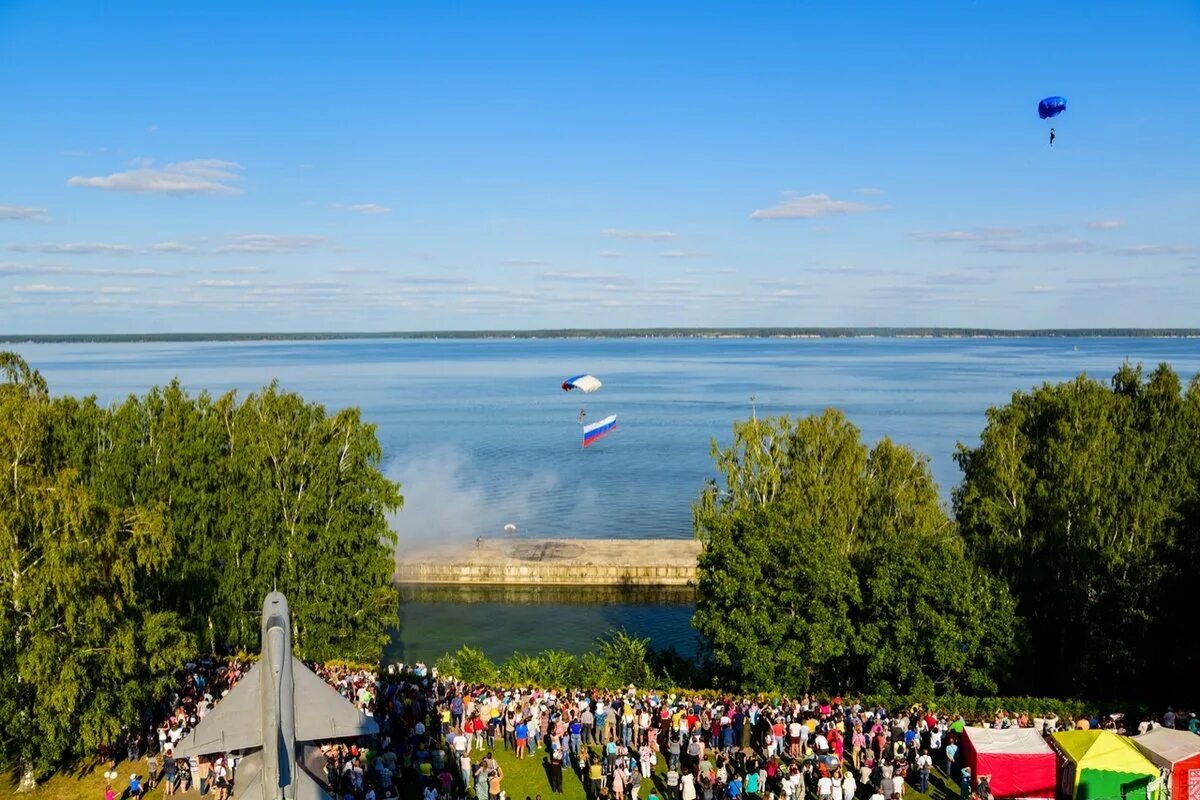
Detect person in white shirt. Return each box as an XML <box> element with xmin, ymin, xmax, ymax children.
<box><xmin>892</xmin><ymin>773</ymin><xmax>904</xmax><ymax>798</ymax></box>
<box><xmin>818</xmin><ymin>775</ymin><xmax>833</xmax><ymax>800</ymax></box>
<box><xmin>916</xmin><ymin>750</ymin><xmax>933</xmax><ymax>793</ymax></box>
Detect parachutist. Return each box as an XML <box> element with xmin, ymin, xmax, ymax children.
<box><xmin>578</xmin><ymin>409</ymin><xmax>586</xmax><ymax>424</ymax></box>
<box><xmin>1050</xmin><ymin>127</ymin><xmax>1056</xmax><ymax>146</ymax></box>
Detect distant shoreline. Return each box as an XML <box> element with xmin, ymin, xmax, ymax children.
<box><xmin>3</xmin><ymin>327</ymin><xmax>1200</xmax><ymax>344</ymax></box>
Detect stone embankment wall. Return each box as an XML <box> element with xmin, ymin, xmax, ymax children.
<box><xmin>395</xmin><ymin>537</ymin><xmax>700</xmax><ymax>587</ymax></box>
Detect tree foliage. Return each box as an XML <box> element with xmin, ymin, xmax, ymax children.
<box><xmin>693</xmin><ymin>409</ymin><xmax>1020</xmax><ymax>695</ymax></box>
<box><xmin>955</xmin><ymin>362</ymin><xmax>1200</xmax><ymax>700</ymax></box>
<box><xmin>0</xmin><ymin>352</ymin><xmax>402</xmax><ymax>775</ymax></box>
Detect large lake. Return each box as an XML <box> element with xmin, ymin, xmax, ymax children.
<box><xmin>10</xmin><ymin>336</ymin><xmax>1200</xmax><ymax>661</ymax></box>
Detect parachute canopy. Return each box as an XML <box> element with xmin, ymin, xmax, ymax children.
<box><xmin>1038</xmin><ymin>96</ymin><xmax>1067</xmax><ymax>120</ymax></box>
<box><xmin>561</xmin><ymin>374</ymin><xmax>602</xmax><ymax>393</ymax></box>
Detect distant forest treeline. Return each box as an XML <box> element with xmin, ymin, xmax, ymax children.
<box><xmin>2</xmin><ymin>327</ymin><xmax>1200</xmax><ymax>343</ymax></box>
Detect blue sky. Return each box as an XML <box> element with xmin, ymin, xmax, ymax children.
<box><xmin>1</xmin><ymin>1</ymin><xmax>1198</xmax><ymax>332</ymax></box>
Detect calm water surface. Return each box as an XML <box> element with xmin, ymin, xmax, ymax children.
<box><xmin>12</xmin><ymin>336</ymin><xmax>1200</xmax><ymax>659</ymax></box>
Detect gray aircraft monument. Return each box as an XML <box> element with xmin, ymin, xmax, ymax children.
<box><xmin>175</xmin><ymin>592</ymin><xmax>379</xmax><ymax>800</ymax></box>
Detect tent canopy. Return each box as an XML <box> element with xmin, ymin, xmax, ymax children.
<box><xmin>1054</xmin><ymin>731</ymin><xmax>1161</xmax><ymax>800</ymax></box>
<box><xmin>1055</xmin><ymin>730</ymin><xmax>1160</xmax><ymax>776</ymax></box>
<box><xmin>967</xmin><ymin>727</ymin><xmax>1056</xmax><ymax>755</ymax></box>
<box><xmin>1130</xmin><ymin>728</ymin><xmax>1200</xmax><ymax>770</ymax></box>
<box><xmin>963</xmin><ymin>727</ymin><xmax>1056</xmax><ymax>799</ymax></box>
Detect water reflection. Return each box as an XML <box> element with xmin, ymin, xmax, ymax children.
<box><xmin>387</xmin><ymin>583</ymin><xmax>698</xmax><ymax>664</ymax></box>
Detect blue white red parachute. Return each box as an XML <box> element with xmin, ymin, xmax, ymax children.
<box><xmin>561</xmin><ymin>374</ymin><xmax>602</xmax><ymax>393</ymax></box>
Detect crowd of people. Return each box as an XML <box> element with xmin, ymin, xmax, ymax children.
<box><xmin>366</xmin><ymin>668</ymin><xmax>1195</xmax><ymax>800</ymax></box>
<box><xmin>103</xmin><ymin>658</ymin><xmax>379</xmax><ymax>799</ymax></box>
<box><xmin>103</xmin><ymin>657</ymin><xmax>1197</xmax><ymax>800</ymax></box>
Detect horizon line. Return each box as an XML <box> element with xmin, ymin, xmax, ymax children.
<box><xmin>3</xmin><ymin>327</ymin><xmax>1200</xmax><ymax>344</ymax></box>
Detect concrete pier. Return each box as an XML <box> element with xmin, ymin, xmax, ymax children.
<box><xmin>394</xmin><ymin>537</ymin><xmax>701</xmax><ymax>586</ymax></box>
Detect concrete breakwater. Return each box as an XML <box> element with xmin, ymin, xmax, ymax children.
<box><xmin>395</xmin><ymin>538</ymin><xmax>701</xmax><ymax>586</ymax></box>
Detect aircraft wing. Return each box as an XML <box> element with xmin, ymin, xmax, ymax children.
<box><xmin>230</xmin><ymin>751</ymin><xmax>263</xmax><ymax>800</ymax></box>
<box><xmin>174</xmin><ymin>662</ymin><xmax>265</xmax><ymax>757</ymax></box>
<box><xmin>295</xmin><ymin>766</ymin><xmax>335</xmax><ymax>800</ymax></box>
<box><xmin>292</xmin><ymin>658</ymin><xmax>379</xmax><ymax>742</ymax></box>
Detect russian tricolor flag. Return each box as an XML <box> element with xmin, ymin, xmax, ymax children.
<box><xmin>582</xmin><ymin>414</ymin><xmax>617</xmax><ymax>447</ymax></box>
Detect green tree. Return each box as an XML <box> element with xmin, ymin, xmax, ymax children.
<box><xmin>695</xmin><ymin>409</ymin><xmax>1019</xmax><ymax>694</ymax></box>
<box><xmin>0</xmin><ymin>352</ymin><xmax>405</xmax><ymax>776</ymax></box>
<box><xmin>955</xmin><ymin>363</ymin><xmax>1200</xmax><ymax>699</ymax></box>
<box><xmin>0</xmin><ymin>355</ymin><xmax>194</xmax><ymax>778</ymax></box>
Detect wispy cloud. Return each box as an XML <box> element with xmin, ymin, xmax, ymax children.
<box><xmin>1028</xmin><ymin>284</ymin><xmax>1057</xmax><ymax>293</ymax></box>
<box><xmin>1085</xmin><ymin>220</ymin><xmax>1125</xmax><ymax>231</ymax></box>
<box><xmin>538</xmin><ymin>270</ymin><xmax>632</xmax><ymax>286</ymax></box>
<box><xmin>333</xmin><ymin>202</ymin><xmax>391</xmax><ymax>215</ymax></box>
<box><xmin>214</xmin><ymin>234</ymin><xmax>325</xmax><ymax>254</ymax></box>
<box><xmin>660</xmin><ymin>250</ymin><xmax>706</xmax><ymax>259</ymax></box>
<box><xmin>334</xmin><ymin>266</ymin><xmax>385</xmax><ymax>275</ymax></box>
<box><xmin>197</xmin><ymin>279</ymin><xmax>253</xmax><ymax>288</ymax></box>
<box><xmin>600</xmin><ymin>228</ymin><xmax>677</xmax><ymax>241</ymax></box>
<box><xmin>911</xmin><ymin>228</ymin><xmax>1020</xmax><ymax>243</ymax></box>
<box><xmin>502</xmin><ymin>258</ymin><xmax>550</xmax><ymax>267</ymax></box>
<box><xmin>978</xmin><ymin>239</ymin><xmax>1096</xmax><ymax>254</ymax></box>
<box><xmin>598</xmin><ymin>251</ymin><xmax>622</xmax><ymax>259</ymax></box>
<box><xmin>8</xmin><ymin>242</ymin><xmax>136</xmax><ymax>255</ymax></box>
<box><xmin>12</xmin><ymin>283</ymin><xmax>86</xmax><ymax>294</ymax></box>
<box><xmin>150</xmin><ymin>241</ymin><xmax>195</xmax><ymax>253</ymax></box>
<box><xmin>751</xmin><ymin>192</ymin><xmax>885</xmax><ymax>220</ymax></box>
<box><xmin>855</xmin><ymin>187</ymin><xmax>886</xmax><ymax>196</ymax></box>
<box><xmin>68</xmin><ymin>159</ymin><xmax>243</xmax><ymax>195</ymax></box>
<box><xmin>1109</xmin><ymin>244</ymin><xmax>1196</xmax><ymax>256</ymax></box>
<box><xmin>0</xmin><ymin>204</ymin><xmax>51</xmax><ymax>223</ymax></box>
<box><xmin>0</xmin><ymin>261</ymin><xmax>173</xmax><ymax>278</ymax></box>
<box><xmin>215</xmin><ymin>265</ymin><xmax>270</xmax><ymax>274</ymax></box>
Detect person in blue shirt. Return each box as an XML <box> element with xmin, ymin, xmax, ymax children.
<box><xmin>129</xmin><ymin>774</ymin><xmax>144</xmax><ymax>799</ymax></box>
<box><xmin>727</xmin><ymin>775</ymin><xmax>744</xmax><ymax>800</ymax></box>
<box><xmin>570</xmin><ymin>719</ymin><xmax>583</xmax><ymax>758</ymax></box>
<box><xmin>515</xmin><ymin>720</ymin><xmax>529</xmax><ymax>760</ymax></box>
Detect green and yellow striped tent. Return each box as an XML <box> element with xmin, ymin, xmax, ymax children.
<box><xmin>1053</xmin><ymin>731</ymin><xmax>1161</xmax><ymax>800</ymax></box>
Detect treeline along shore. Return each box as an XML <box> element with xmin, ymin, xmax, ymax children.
<box><xmin>3</xmin><ymin>327</ymin><xmax>1200</xmax><ymax>343</ymax></box>
<box><xmin>2</xmin><ymin>350</ymin><xmax>1200</xmax><ymax>781</ymax></box>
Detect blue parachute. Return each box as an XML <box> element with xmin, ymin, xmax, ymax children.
<box><xmin>1038</xmin><ymin>96</ymin><xmax>1067</xmax><ymax>120</ymax></box>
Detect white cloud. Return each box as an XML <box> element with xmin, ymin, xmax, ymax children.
<box><xmin>151</xmin><ymin>241</ymin><xmax>193</xmax><ymax>253</ymax></box>
<box><xmin>911</xmin><ymin>228</ymin><xmax>1020</xmax><ymax>243</ymax></box>
<box><xmin>350</xmin><ymin>203</ymin><xmax>390</xmax><ymax>215</ymax></box>
<box><xmin>8</xmin><ymin>242</ymin><xmax>136</xmax><ymax>255</ymax></box>
<box><xmin>67</xmin><ymin>159</ymin><xmax>243</xmax><ymax>195</ymax></box>
<box><xmin>197</xmin><ymin>279</ymin><xmax>253</xmax><ymax>288</ymax></box>
<box><xmin>332</xmin><ymin>202</ymin><xmax>391</xmax><ymax>214</ymax></box>
<box><xmin>660</xmin><ymin>250</ymin><xmax>706</xmax><ymax>259</ymax></box>
<box><xmin>598</xmin><ymin>251</ymin><xmax>622</xmax><ymax>259</ymax></box>
<box><xmin>502</xmin><ymin>258</ymin><xmax>550</xmax><ymax>266</ymax></box>
<box><xmin>600</xmin><ymin>228</ymin><xmax>677</xmax><ymax>241</ymax></box>
<box><xmin>0</xmin><ymin>204</ymin><xmax>51</xmax><ymax>222</ymax></box>
<box><xmin>1085</xmin><ymin>220</ymin><xmax>1125</xmax><ymax>231</ymax></box>
<box><xmin>334</xmin><ymin>266</ymin><xmax>385</xmax><ymax>275</ymax></box>
<box><xmin>98</xmin><ymin>286</ymin><xmax>140</xmax><ymax>294</ymax></box>
<box><xmin>214</xmin><ymin>234</ymin><xmax>325</xmax><ymax>254</ymax></box>
<box><xmin>1029</xmin><ymin>285</ymin><xmax>1057</xmax><ymax>293</ymax></box>
<box><xmin>538</xmin><ymin>270</ymin><xmax>632</xmax><ymax>285</ymax></box>
<box><xmin>13</xmin><ymin>283</ymin><xmax>84</xmax><ymax>294</ymax></box>
<box><xmin>216</xmin><ymin>265</ymin><xmax>269</xmax><ymax>274</ymax></box>
<box><xmin>979</xmin><ymin>239</ymin><xmax>1095</xmax><ymax>254</ymax></box>
<box><xmin>1109</xmin><ymin>245</ymin><xmax>1196</xmax><ymax>256</ymax></box>
<box><xmin>855</xmin><ymin>187</ymin><xmax>886</xmax><ymax>196</ymax></box>
<box><xmin>0</xmin><ymin>262</ymin><xmax>173</xmax><ymax>278</ymax></box>
<box><xmin>750</xmin><ymin>192</ymin><xmax>885</xmax><ymax>220</ymax></box>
